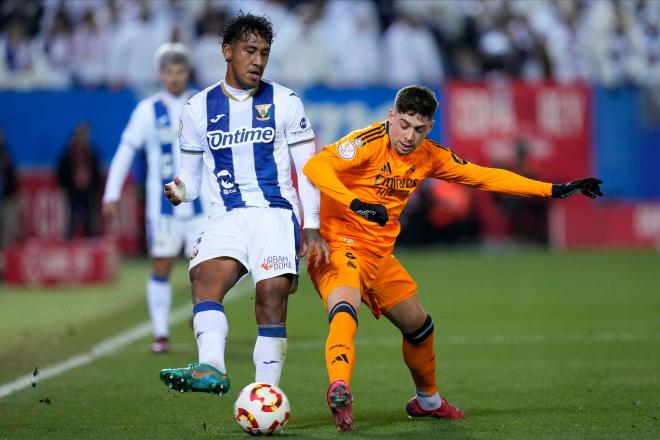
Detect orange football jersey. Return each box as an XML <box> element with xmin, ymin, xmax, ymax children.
<box><xmin>303</xmin><ymin>121</ymin><xmax>552</xmax><ymax>256</ymax></box>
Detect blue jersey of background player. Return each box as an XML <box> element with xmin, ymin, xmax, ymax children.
<box><xmin>103</xmin><ymin>43</ymin><xmax>208</xmax><ymax>353</ymax></box>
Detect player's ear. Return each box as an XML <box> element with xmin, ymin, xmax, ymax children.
<box><xmin>427</xmin><ymin>119</ymin><xmax>435</xmax><ymax>132</ymax></box>
<box><xmin>387</xmin><ymin>108</ymin><xmax>395</xmax><ymax>123</ymax></box>
<box><xmin>222</xmin><ymin>43</ymin><xmax>232</xmax><ymax>62</ymax></box>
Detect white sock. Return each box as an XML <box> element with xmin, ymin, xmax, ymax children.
<box><xmin>417</xmin><ymin>391</ymin><xmax>442</xmax><ymax>410</ymax></box>
<box><xmin>253</xmin><ymin>324</ymin><xmax>287</xmax><ymax>385</ymax></box>
<box><xmin>193</xmin><ymin>302</ymin><xmax>228</xmax><ymax>373</ymax></box>
<box><xmin>147</xmin><ymin>275</ymin><xmax>171</xmax><ymax>339</ymax></box>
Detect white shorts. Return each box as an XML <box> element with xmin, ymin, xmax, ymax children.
<box><xmin>189</xmin><ymin>207</ymin><xmax>301</xmax><ymax>284</ymax></box>
<box><xmin>147</xmin><ymin>215</ymin><xmax>207</xmax><ymax>258</ymax></box>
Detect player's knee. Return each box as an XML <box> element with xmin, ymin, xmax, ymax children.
<box><xmin>328</xmin><ymin>301</ymin><xmax>358</xmax><ymax>325</ymax></box>
<box><xmin>403</xmin><ymin>314</ymin><xmax>434</xmax><ymax>343</ymax></box>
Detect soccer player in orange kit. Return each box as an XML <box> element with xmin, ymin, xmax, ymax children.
<box><xmin>303</xmin><ymin>85</ymin><xmax>603</xmax><ymax>431</ymax></box>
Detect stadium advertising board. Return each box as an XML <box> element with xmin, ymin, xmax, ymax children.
<box><xmin>445</xmin><ymin>81</ymin><xmax>591</xmax><ymax>181</ymax></box>
<box><xmin>550</xmin><ymin>199</ymin><xmax>660</xmax><ymax>249</ymax></box>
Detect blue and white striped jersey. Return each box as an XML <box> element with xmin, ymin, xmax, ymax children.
<box><xmin>108</xmin><ymin>90</ymin><xmax>205</xmax><ymax>220</ymax></box>
<box><xmin>179</xmin><ymin>79</ymin><xmax>315</xmax><ymax>216</ymax></box>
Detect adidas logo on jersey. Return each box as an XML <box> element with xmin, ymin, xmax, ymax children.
<box><xmin>207</xmin><ymin>126</ymin><xmax>275</xmax><ymax>150</ymax></box>
<box><xmin>381</xmin><ymin>162</ymin><xmax>392</xmax><ymax>173</ymax></box>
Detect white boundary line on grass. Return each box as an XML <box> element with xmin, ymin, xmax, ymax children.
<box><xmin>288</xmin><ymin>330</ymin><xmax>660</xmax><ymax>350</ymax></box>
<box><xmin>0</xmin><ymin>284</ymin><xmax>251</xmax><ymax>399</ymax></box>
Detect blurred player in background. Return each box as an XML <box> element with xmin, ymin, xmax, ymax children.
<box><xmin>102</xmin><ymin>43</ymin><xmax>206</xmax><ymax>353</ymax></box>
<box><xmin>303</xmin><ymin>85</ymin><xmax>603</xmax><ymax>431</ymax></box>
<box><xmin>159</xmin><ymin>12</ymin><xmax>329</xmax><ymax>395</ymax></box>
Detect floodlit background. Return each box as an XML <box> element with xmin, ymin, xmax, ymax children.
<box><xmin>0</xmin><ymin>1</ymin><xmax>658</xmax><ymax>439</ymax></box>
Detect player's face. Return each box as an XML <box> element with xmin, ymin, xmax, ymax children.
<box><xmin>223</xmin><ymin>32</ymin><xmax>270</xmax><ymax>90</ymax></box>
<box><xmin>160</xmin><ymin>63</ymin><xmax>190</xmax><ymax>96</ymax></box>
<box><xmin>387</xmin><ymin>109</ymin><xmax>434</xmax><ymax>155</ymax></box>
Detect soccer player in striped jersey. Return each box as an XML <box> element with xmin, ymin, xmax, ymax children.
<box><xmin>303</xmin><ymin>85</ymin><xmax>603</xmax><ymax>431</ymax></box>
<box><xmin>159</xmin><ymin>13</ymin><xmax>329</xmax><ymax>395</ymax></box>
<box><xmin>103</xmin><ymin>43</ymin><xmax>207</xmax><ymax>354</ymax></box>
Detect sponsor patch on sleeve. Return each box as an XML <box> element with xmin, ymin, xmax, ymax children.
<box><xmin>337</xmin><ymin>141</ymin><xmax>356</xmax><ymax>160</ymax></box>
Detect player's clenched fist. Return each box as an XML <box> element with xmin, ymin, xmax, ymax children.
<box><xmin>163</xmin><ymin>176</ymin><xmax>186</xmax><ymax>206</ymax></box>
<box><xmin>349</xmin><ymin>198</ymin><xmax>388</xmax><ymax>227</ymax></box>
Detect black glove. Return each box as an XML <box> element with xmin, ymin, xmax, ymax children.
<box><xmin>552</xmin><ymin>178</ymin><xmax>603</xmax><ymax>199</ymax></box>
<box><xmin>349</xmin><ymin>198</ymin><xmax>388</xmax><ymax>226</ymax></box>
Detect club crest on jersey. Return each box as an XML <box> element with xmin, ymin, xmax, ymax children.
<box><xmin>254</xmin><ymin>103</ymin><xmax>272</xmax><ymax>121</ymax></box>
<box><xmin>337</xmin><ymin>141</ymin><xmax>356</xmax><ymax>160</ymax></box>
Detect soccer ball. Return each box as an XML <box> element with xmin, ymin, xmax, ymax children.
<box><xmin>234</xmin><ymin>382</ymin><xmax>290</xmax><ymax>435</ymax></box>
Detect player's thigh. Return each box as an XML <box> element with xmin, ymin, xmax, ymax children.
<box><xmin>189</xmin><ymin>210</ymin><xmax>250</xmax><ymax>275</ymax></box>
<box><xmin>247</xmin><ymin>208</ymin><xmax>300</xmax><ymax>284</ymax></box>
<box><xmin>365</xmin><ymin>254</ymin><xmax>418</xmax><ymax>319</ymax></box>
<box><xmin>182</xmin><ymin>215</ymin><xmax>208</xmax><ymax>258</ymax></box>
<box><xmin>147</xmin><ymin>216</ymin><xmax>184</xmax><ymax>258</ymax></box>
<box><xmin>307</xmin><ymin>247</ymin><xmax>363</xmax><ymax>310</ymax></box>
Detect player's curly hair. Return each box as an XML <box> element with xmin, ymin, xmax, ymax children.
<box><xmin>394</xmin><ymin>85</ymin><xmax>438</xmax><ymax>119</ymax></box>
<box><xmin>221</xmin><ymin>11</ymin><xmax>275</xmax><ymax>46</ymax></box>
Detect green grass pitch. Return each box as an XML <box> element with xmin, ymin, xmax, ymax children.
<box><xmin>0</xmin><ymin>250</ymin><xmax>659</xmax><ymax>439</ymax></box>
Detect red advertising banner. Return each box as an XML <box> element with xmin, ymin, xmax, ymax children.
<box><xmin>16</xmin><ymin>171</ymin><xmax>143</xmax><ymax>255</ymax></box>
<box><xmin>550</xmin><ymin>199</ymin><xmax>660</xmax><ymax>249</ymax></box>
<box><xmin>3</xmin><ymin>238</ymin><xmax>120</xmax><ymax>286</ymax></box>
<box><xmin>445</xmin><ymin>81</ymin><xmax>591</xmax><ymax>182</ymax></box>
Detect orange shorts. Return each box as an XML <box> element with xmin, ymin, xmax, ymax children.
<box><xmin>307</xmin><ymin>245</ymin><xmax>417</xmax><ymax>318</ymax></box>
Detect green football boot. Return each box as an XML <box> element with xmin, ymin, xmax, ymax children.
<box><xmin>159</xmin><ymin>363</ymin><xmax>230</xmax><ymax>395</ymax></box>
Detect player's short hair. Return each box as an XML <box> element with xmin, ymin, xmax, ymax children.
<box><xmin>221</xmin><ymin>11</ymin><xmax>274</xmax><ymax>46</ymax></box>
<box><xmin>154</xmin><ymin>42</ymin><xmax>190</xmax><ymax>70</ymax></box>
<box><xmin>394</xmin><ymin>85</ymin><xmax>438</xmax><ymax>120</ymax></box>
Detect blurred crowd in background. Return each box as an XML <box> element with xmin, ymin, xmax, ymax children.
<box><xmin>1</xmin><ymin>0</ymin><xmax>660</xmax><ymax>263</ymax></box>
<box><xmin>1</xmin><ymin>0</ymin><xmax>660</xmax><ymax>92</ymax></box>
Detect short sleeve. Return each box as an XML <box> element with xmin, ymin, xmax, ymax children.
<box><xmin>179</xmin><ymin>101</ymin><xmax>205</xmax><ymax>153</ymax></box>
<box><xmin>120</xmin><ymin>102</ymin><xmax>150</xmax><ymax>150</ymax></box>
<box><xmin>284</xmin><ymin>94</ymin><xmax>315</xmax><ymax>147</ymax></box>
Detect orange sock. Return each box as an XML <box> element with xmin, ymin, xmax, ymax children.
<box><xmin>325</xmin><ymin>302</ymin><xmax>358</xmax><ymax>384</ymax></box>
<box><xmin>402</xmin><ymin>315</ymin><xmax>437</xmax><ymax>396</ymax></box>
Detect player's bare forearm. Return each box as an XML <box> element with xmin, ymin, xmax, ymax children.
<box><xmin>301</xmin><ymin>228</ymin><xmax>330</xmax><ymax>266</ymax></box>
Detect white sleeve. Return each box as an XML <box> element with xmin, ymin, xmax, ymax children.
<box><xmin>177</xmin><ymin>150</ymin><xmax>204</xmax><ymax>201</ymax></box>
<box><xmin>176</xmin><ymin>100</ymin><xmax>205</xmax><ymax>201</ymax></box>
<box><xmin>289</xmin><ymin>141</ymin><xmax>320</xmax><ymax>229</ymax></box>
<box><xmin>179</xmin><ymin>101</ymin><xmax>205</xmax><ymax>153</ymax></box>
<box><xmin>284</xmin><ymin>93</ymin><xmax>315</xmax><ymax>147</ymax></box>
<box><xmin>103</xmin><ymin>141</ymin><xmax>137</xmax><ymax>203</ymax></box>
<box><xmin>120</xmin><ymin>102</ymin><xmax>150</xmax><ymax>149</ymax></box>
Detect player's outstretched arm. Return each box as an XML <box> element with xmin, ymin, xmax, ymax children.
<box><xmin>303</xmin><ymin>150</ymin><xmax>389</xmax><ymax>227</ymax></box>
<box><xmin>551</xmin><ymin>178</ymin><xmax>603</xmax><ymax>199</ymax></box>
